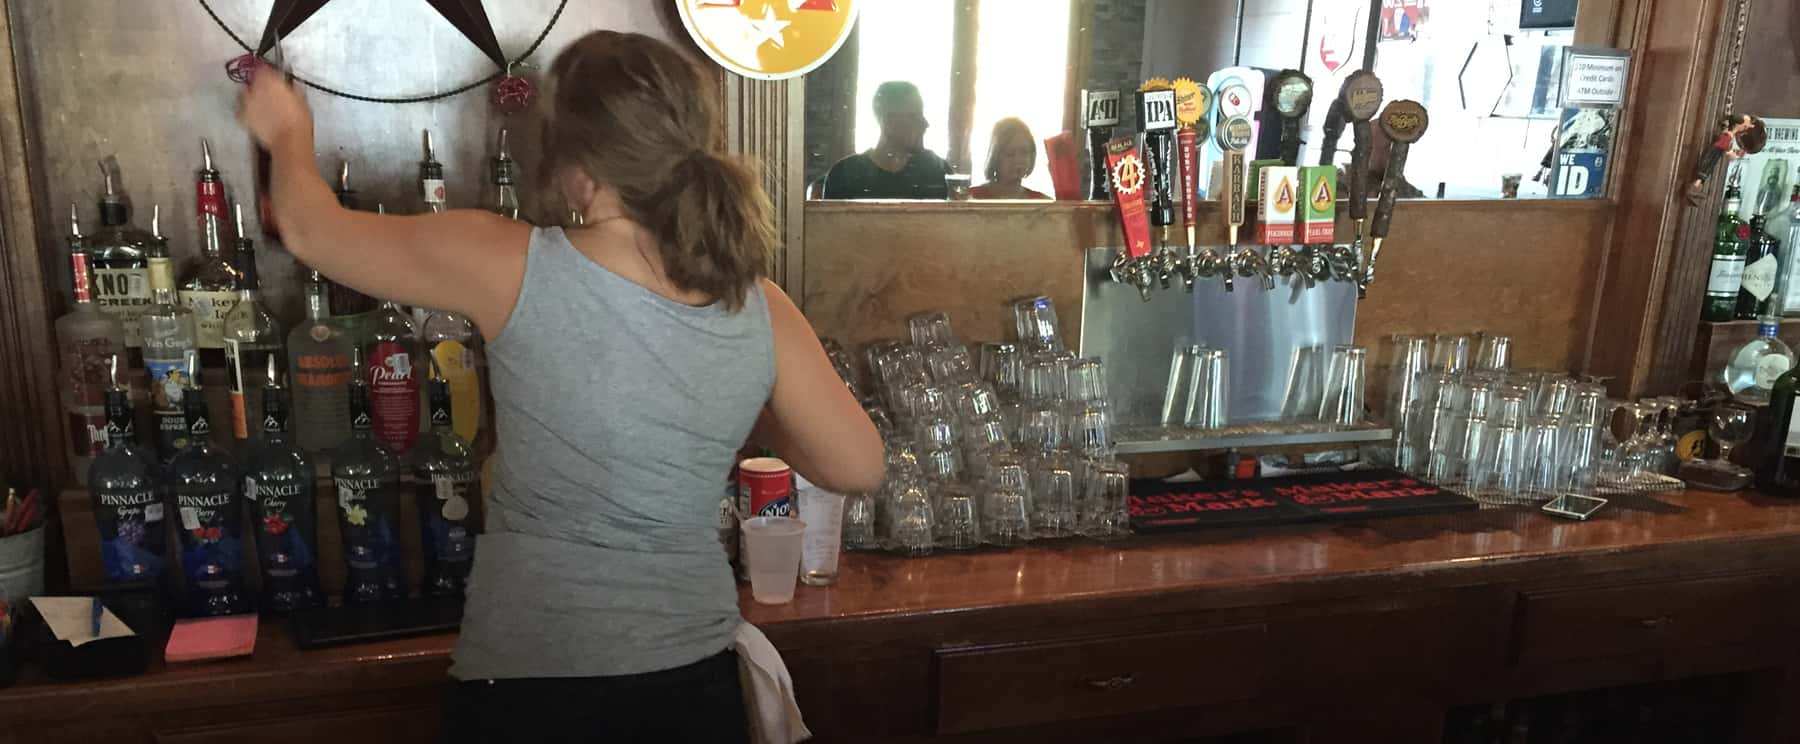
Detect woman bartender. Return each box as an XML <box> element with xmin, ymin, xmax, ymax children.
<box><xmin>239</xmin><ymin>30</ymin><xmax>885</xmax><ymax>743</ymax></box>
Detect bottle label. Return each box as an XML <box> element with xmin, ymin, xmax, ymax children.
<box><xmin>335</xmin><ymin>476</ymin><xmax>405</xmax><ymax>598</ymax></box>
<box><xmin>369</xmin><ymin>342</ymin><xmax>420</xmax><ymax>452</ymax></box>
<box><xmin>420</xmin><ymin>471</ymin><xmax>477</xmax><ymax>562</ymax></box>
<box><xmin>92</xmin><ymin>267</ymin><xmax>151</xmax><ymax>344</ymax></box>
<box><xmin>181</xmin><ymin>290</ymin><xmax>240</xmax><ymax>349</ymax></box>
<box><xmin>143</xmin><ymin>357</ymin><xmax>191</xmax><ymax>415</ymax></box>
<box><xmin>1757</xmin><ymin>355</ymin><xmax>1794</xmax><ymax>387</ymax></box>
<box><xmin>93</xmin><ymin>487</ymin><xmax>168</xmax><ymax>583</ymax></box>
<box><xmin>1785</xmin><ymin>402</ymin><xmax>1800</xmax><ymax>456</ymax></box>
<box><xmin>174</xmin><ymin>486</ymin><xmax>243</xmax><ymax>592</ymax></box>
<box><xmin>431</xmin><ymin>341</ymin><xmax>482</xmax><ymax>443</ymax></box>
<box><xmin>423</xmin><ymin>179</ymin><xmax>447</xmax><ymax>207</ymax></box>
<box><xmin>197</xmin><ymin>181</ymin><xmax>227</xmax><ymax>226</ymax></box>
<box><xmin>61</xmin><ymin>336</ymin><xmax>118</xmax><ymax>457</ymax></box>
<box><xmin>249</xmin><ymin>478</ymin><xmax>316</xmax><ymax>585</ymax></box>
<box><xmin>225</xmin><ymin>343</ymin><xmax>273</xmax><ymax>440</ymax></box>
<box><xmin>1742</xmin><ymin>254</ymin><xmax>1779</xmax><ymax>301</ymax></box>
<box><xmin>1707</xmin><ymin>256</ymin><xmax>1747</xmax><ymax>295</ymax></box>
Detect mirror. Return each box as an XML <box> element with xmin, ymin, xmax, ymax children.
<box><xmin>802</xmin><ymin>0</ymin><xmax>1605</xmax><ymax>202</ymax></box>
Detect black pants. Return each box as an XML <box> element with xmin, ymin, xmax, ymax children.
<box><xmin>445</xmin><ymin>650</ymin><xmax>750</xmax><ymax>744</ymax></box>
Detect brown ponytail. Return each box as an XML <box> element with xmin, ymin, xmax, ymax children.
<box><xmin>541</xmin><ymin>31</ymin><xmax>774</xmax><ymax>310</ymax></box>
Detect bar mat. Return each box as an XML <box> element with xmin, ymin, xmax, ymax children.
<box><xmin>290</xmin><ymin>596</ymin><xmax>462</xmax><ymax>650</ymax></box>
<box><xmin>1129</xmin><ymin>469</ymin><xmax>1476</xmax><ymax>534</ymax></box>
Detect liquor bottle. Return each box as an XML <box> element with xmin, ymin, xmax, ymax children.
<box><xmin>194</xmin><ymin>139</ymin><xmax>229</xmax><ymax>242</ymax></box>
<box><xmin>413</xmin><ymin>134</ymin><xmax>447</xmax><ymax>328</ymax></box>
<box><xmin>1783</xmin><ymin>181</ymin><xmax>1800</xmax><ymax>317</ymax></box>
<box><xmin>490</xmin><ymin>127</ymin><xmax>521</xmax><ymax>220</ymax></box>
<box><xmin>166</xmin><ymin>357</ymin><xmax>250</xmax><ymax>616</ymax></box>
<box><xmin>56</xmin><ymin>204</ymin><xmax>128</xmax><ymax>482</ymax></box>
<box><xmin>366</xmin><ymin>214</ymin><xmax>422</xmax><ymax>453</ymax></box>
<box><xmin>328</xmin><ymin>160</ymin><xmax>376</xmax><ymax>342</ymax></box>
<box><xmin>1702</xmin><ymin>170</ymin><xmax>1748</xmax><ymax>322</ymax></box>
<box><xmin>87</xmin><ymin>355</ymin><xmax>169</xmax><ymax>586</ymax></box>
<box><xmin>141</xmin><ymin>206</ymin><xmax>199</xmax><ymax>463</ymax></box>
<box><xmin>288</xmin><ymin>271</ymin><xmax>353</xmax><ymax>455</ymax></box>
<box><xmin>179</xmin><ymin>207</ymin><xmax>245</xmax><ymax>352</ymax></box>
<box><xmin>89</xmin><ymin>159</ymin><xmax>156</xmax><ymax>346</ymax></box>
<box><xmin>1737</xmin><ymin>214</ymin><xmax>1782</xmax><ymax>319</ymax></box>
<box><xmin>420</xmin><ymin>306</ymin><xmax>482</xmax><ymax>446</ymax></box>
<box><xmin>409</xmin><ymin>359</ymin><xmax>479</xmax><ymax>596</ymax></box>
<box><xmin>1722</xmin><ymin>316</ymin><xmax>1795</xmax><ymax>405</ymax></box>
<box><xmin>1757</xmin><ymin>357</ymin><xmax>1800</xmax><ymax>496</ymax></box>
<box><xmin>222</xmin><ymin>204</ymin><xmax>283</xmax><ymax>445</ymax></box>
<box><xmin>242</xmin><ymin>356</ymin><xmax>323</xmax><ymax>612</ymax></box>
<box><xmin>332</xmin><ymin>349</ymin><xmax>408</xmax><ymax>603</ymax></box>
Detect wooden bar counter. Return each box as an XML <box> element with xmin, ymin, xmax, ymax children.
<box><xmin>5</xmin><ymin>490</ymin><xmax>1800</xmax><ymax>743</ymax></box>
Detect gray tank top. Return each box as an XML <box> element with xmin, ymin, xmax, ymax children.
<box><xmin>451</xmin><ymin>227</ymin><xmax>774</xmax><ymax>680</ymax></box>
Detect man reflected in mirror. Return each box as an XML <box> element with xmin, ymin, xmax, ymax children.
<box><xmin>821</xmin><ymin>81</ymin><xmax>950</xmax><ymax>200</ymax></box>
<box><xmin>972</xmin><ymin>118</ymin><xmax>1051</xmax><ymax>200</ymax></box>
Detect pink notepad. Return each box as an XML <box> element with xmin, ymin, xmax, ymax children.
<box><xmin>165</xmin><ymin>615</ymin><xmax>258</xmax><ymax>663</ymax></box>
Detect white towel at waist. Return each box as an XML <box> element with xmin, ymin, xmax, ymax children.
<box><xmin>734</xmin><ymin>622</ymin><xmax>811</xmax><ymax>744</ymax></box>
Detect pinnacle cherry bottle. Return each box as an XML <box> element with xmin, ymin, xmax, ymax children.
<box><xmin>332</xmin><ymin>350</ymin><xmax>408</xmax><ymax>604</ymax></box>
<box><xmin>87</xmin><ymin>356</ymin><xmax>169</xmax><ymax>587</ymax></box>
<box><xmin>166</xmin><ymin>359</ymin><xmax>250</xmax><ymax>616</ymax></box>
<box><xmin>242</xmin><ymin>356</ymin><xmax>323</xmax><ymax>612</ymax></box>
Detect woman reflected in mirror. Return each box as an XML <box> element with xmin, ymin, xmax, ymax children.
<box><xmin>971</xmin><ymin>117</ymin><xmax>1051</xmax><ymax>200</ymax></box>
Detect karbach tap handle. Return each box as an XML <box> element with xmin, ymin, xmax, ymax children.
<box><xmin>1371</xmin><ymin>100</ymin><xmax>1429</xmax><ymax>241</ymax></box>
<box><xmin>1370</xmin><ymin>143</ymin><xmax>1411</xmax><ymax>240</ymax></box>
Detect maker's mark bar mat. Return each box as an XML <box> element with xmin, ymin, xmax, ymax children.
<box><xmin>1129</xmin><ymin>469</ymin><xmax>1475</xmax><ymax>534</ymax></box>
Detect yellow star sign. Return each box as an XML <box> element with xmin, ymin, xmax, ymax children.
<box><xmin>679</xmin><ymin>0</ymin><xmax>862</xmax><ymax>80</ymax></box>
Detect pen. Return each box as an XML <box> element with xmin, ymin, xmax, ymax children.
<box><xmin>91</xmin><ymin>597</ymin><xmax>103</xmax><ymax>637</ymax></box>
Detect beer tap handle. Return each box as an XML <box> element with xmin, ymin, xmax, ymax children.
<box><xmin>1363</xmin><ymin>100</ymin><xmax>1430</xmax><ymax>298</ymax></box>
<box><xmin>1348</xmin><ymin>119</ymin><xmax>1373</xmax><ymax>224</ymax></box>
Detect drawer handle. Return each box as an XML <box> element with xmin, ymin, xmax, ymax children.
<box><xmin>1082</xmin><ymin>674</ymin><xmax>1137</xmax><ymax>691</ymax></box>
<box><xmin>1637</xmin><ymin>615</ymin><xmax>1676</xmax><ymax>629</ymax></box>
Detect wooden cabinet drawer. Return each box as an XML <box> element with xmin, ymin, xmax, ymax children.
<box><xmin>1511</xmin><ymin>574</ymin><xmax>1788</xmax><ymax>667</ymax></box>
<box><xmin>935</xmin><ymin>624</ymin><xmax>1267</xmax><ymax>734</ymax></box>
<box><xmin>155</xmin><ymin>705</ymin><xmax>441</xmax><ymax>744</ymax></box>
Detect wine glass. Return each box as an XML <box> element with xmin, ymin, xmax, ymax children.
<box><xmin>1709</xmin><ymin>405</ymin><xmax>1754</xmax><ymax>475</ymax></box>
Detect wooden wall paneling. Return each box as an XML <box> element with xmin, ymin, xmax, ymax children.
<box><xmin>723</xmin><ymin>73</ymin><xmax>805</xmax><ymax>293</ymax></box>
<box><xmin>0</xmin><ymin>0</ymin><xmax>62</xmax><ymax>489</ymax></box>
<box><xmin>1586</xmin><ymin>0</ymin><xmax>1734</xmax><ymax>396</ymax></box>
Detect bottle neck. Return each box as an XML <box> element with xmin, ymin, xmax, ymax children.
<box><xmin>98</xmin><ymin>200</ymin><xmax>128</xmax><ymax>227</ymax></box>
<box><xmin>304</xmin><ymin>283</ymin><xmax>331</xmax><ymax>320</ymax></box>
<box><xmin>104</xmin><ymin>391</ymin><xmax>134</xmax><ymax>448</ymax></box>
<box><xmin>422</xmin><ymin>163</ymin><xmax>447</xmax><ymax>213</ymax></box>
<box><xmin>201</xmin><ymin>214</ymin><xmax>224</xmax><ymax>257</ymax></box>
<box><xmin>147</xmin><ymin>256</ymin><xmax>177</xmax><ymax>304</ymax></box>
<box><xmin>69</xmin><ymin>251</ymin><xmax>94</xmax><ymax>305</ymax></box>
<box><xmin>183</xmin><ymin>390</ymin><xmax>213</xmax><ymax>444</ymax></box>
<box><xmin>236</xmin><ymin>243</ymin><xmax>260</xmax><ymax>290</ymax></box>
<box><xmin>348</xmin><ymin>384</ymin><xmax>373</xmax><ymax>436</ymax></box>
<box><xmin>261</xmin><ymin>389</ymin><xmax>289</xmax><ymax>435</ymax></box>
<box><xmin>1760</xmin><ymin>320</ymin><xmax>1781</xmax><ymax>340</ymax></box>
<box><xmin>428</xmin><ymin>380</ymin><xmax>453</xmax><ymax>432</ymax></box>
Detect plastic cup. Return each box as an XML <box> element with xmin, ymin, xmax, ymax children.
<box><xmin>741</xmin><ymin>516</ymin><xmax>807</xmax><ymax>604</ymax></box>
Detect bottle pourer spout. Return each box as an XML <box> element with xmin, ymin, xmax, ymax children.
<box><xmin>422</xmin><ymin>129</ymin><xmax>436</xmax><ymax>162</ymax></box>
<box><xmin>201</xmin><ymin>138</ymin><xmax>214</xmax><ymax>171</ymax></box>
<box><xmin>233</xmin><ymin>202</ymin><xmax>246</xmax><ymax>237</ymax></box>
<box><xmin>497</xmin><ymin>128</ymin><xmax>511</xmax><ymax>159</ymax></box>
<box><xmin>68</xmin><ymin>202</ymin><xmax>82</xmax><ymax>239</ymax></box>
<box><xmin>150</xmin><ymin>204</ymin><xmax>161</xmax><ymax>238</ymax></box>
<box><xmin>266</xmin><ymin>351</ymin><xmax>281</xmax><ymax>389</ymax></box>
<box><xmin>98</xmin><ymin>159</ymin><xmax>117</xmax><ymax>197</ymax></box>
<box><xmin>108</xmin><ymin>354</ymin><xmax>121</xmax><ymax>389</ymax></box>
<box><xmin>338</xmin><ymin>159</ymin><xmax>351</xmax><ymax>191</ymax></box>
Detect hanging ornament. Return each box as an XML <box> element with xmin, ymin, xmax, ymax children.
<box><xmin>493</xmin><ymin>61</ymin><xmax>535</xmax><ymax>115</ymax></box>
<box><xmin>225</xmin><ymin>53</ymin><xmax>264</xmax><ymax>84</ymax></box>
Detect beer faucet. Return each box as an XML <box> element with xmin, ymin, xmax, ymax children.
<box><xmin>1217</xmin><ymin>115</ymin><xmax>1266</xmax><ymax>291</ymax></box>
<box><xmin>1103</xmin><ymin>136</ymin><xmax>1158</xmax><ymax>301</ymax></box>
<box><xmin>1264</xmin><ymin>70</ymin><xmax>1314</xmax><ymax>290</ymax></box>
<box><xmin>1137</xmin><ymin>81</ymin><xmax>1180</xmax><ymax>292</ymax></box>
<box><xmin>1364</xmin><ymin>100</ymin><xmax>1431</xmax><ymax>297</ymax></box>
<box><xmin>1171</xmin><ymin>79</ymin><xmax>1213</xmax><ymax>293</ymax></box>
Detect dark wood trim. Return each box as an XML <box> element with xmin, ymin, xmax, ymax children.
<box><xmin>0</xmin><ymin>0</ymin><xmax>61</xmax><ymax>488</ymax></box>
<box><xmin>1585</xmin><ymin>0</ymin><xmax>1736</xmax><ymax>396</ymax></box>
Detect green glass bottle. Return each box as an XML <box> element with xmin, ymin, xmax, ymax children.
<box><xmin>1702</xmin><ymin>170</ymin><xmax>1747</xmax><ymax>322</ymax></box>
<box><xmin>1757</xmin><ymin>364</ymin><xmax>1800</xmax><ymax>497</ymax></box>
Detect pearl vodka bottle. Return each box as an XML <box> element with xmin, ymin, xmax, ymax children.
<box><xmin>166</xmin><ymin>355</ymin><xmax>250</xmax><ymax>616</ymax></box>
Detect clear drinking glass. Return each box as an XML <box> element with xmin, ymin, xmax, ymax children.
<box><xmin>1015</xmin><ymin>403</ymin><xmax>1066</xmax><ymax>454</ymax></box>
<box><xmin>1619</xmin><ymin>402</ymin><xmax>1659</xmax><ymax>482</ymax></box>
<box><xmin>1558</xmin><ymin>421</ymin><xmax>1602</xmax><ymax>496</ymax></box>
<box><xmin>1022</xmin><ymin>357</ymin><xmax>1068</xmax><ymax>402</ymax></box>
<box><xmin>926</xmin><ymin>345</ymin><xmax>976</xmax><ymax>384</ymax></box>
<box><xmin>1010</xmin><ymin>296</ymin><xmax>1063</xmax><ymax>353</ymax></box>
<box><xmin>960</xmin><ymin>412</ymin><xmax>1010</xmax><ymax>455</ymax></box>
<box><xmin>1475</xmin><ymin>334</ymin><xmax>1512</xmax><ymax>370</ymax></box>
<box><xmin>979</xmin><ymin>342</ymin><xmax>1025</xmax><ymax>401</ymax></box>
<box><xmin>1066</xmin><ymin>357</ymin><xmax>1109</xmax><ymax>404</ymax></box>
<box><xmin>1185</xmin><ymin>348</ymin><xmax>1229</xmax><ymax>429</ymax></box>
<box><xmin>1479</xmin><ymin>418</ymin><xmax>1528</xmax><ymax>502</ymax></box>
<box><xmin>935</xmin><ymin>483</ymin><xmax>982</xmax><ymax>550</ymax></box>
<box><xmin>907</xmin><ymin>311</ymin><xmax>956</xmax><ymax>348</ymax></box>
<box><xmin>1430</xmin><ymin>334</ymin><xmax>1472</xmax><ymax>373</ymax></box>
<box><xmin>1162</xmin><ymin>344</ymin><xmax>1206</xmax><ymax>427</ymax></box>
<box><xmin>953</xmin><ymin>381</ymin><xmax>1002</xmax><ymax>423</ymax></box>
<box><xmin>1536</xmin><ymin>375</ymin><xmax>1576</xmax><ymax>419</ymax></box>
<box><xmin>890</xmin><ymin>483</ymin><xmax>936</xmax><ymax>556</ymax></box>
<box><xmin>1523</xmin><ymin>415</ymin><xmax>1564</xmax><ymax>498</ymax></box>
<box><xmin>1080</xmin><ymin>461</ymin><xmax>1131</xmax><ymax>539</ymax></box>
<box><xmin>1710</xmin><ymin>405</ymin><xmax>1755</xmax><ymax>474</ymax></box>
<box><xmin>1030</xmin><ymin>458</ymin><xmax>1078</xmax><ymax>539</ymax></box>
<box><xmin>917</xmin><ymin>445</ymin><xmax>963</xmax><ymax>483</ymax></box>
<box><xmin>984</xmin><ymin>485</ymin><xmax>1032</xmax><ymax>547</ymax></box>
<box><xmin>842</xmin><ymin>492</ymin><xmax>879</xmax><ymax>550</ymax></box>
<box><xmin>1070</xmin><ymin>403</ymin><xmax>1115</xmax><ymax>458</ymax></box>
<box><xmin>1281</xmin><ymin>344</ymin><xmax>1327</xmax><ymax>422</ymax></box>
<box><xmin>1386</xmin><ymin>335</ymin><xmax>1431</xmax><ymax>429</ymax></box>
<box><xmin>1320</xmin><ymin>346</ymin><xmax>1368</xmax><ymax>428</ymax></box>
